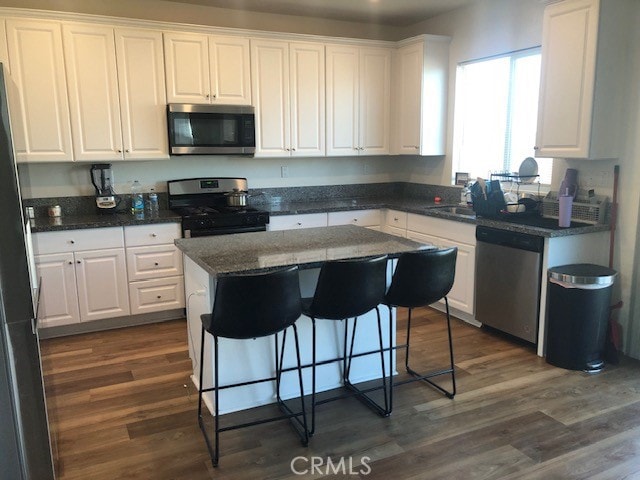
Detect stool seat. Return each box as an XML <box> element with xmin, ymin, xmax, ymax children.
<box><xmin>197</xmin><ymin>266</ymin><xmax>308</xmax><ymax>466</ymax></box>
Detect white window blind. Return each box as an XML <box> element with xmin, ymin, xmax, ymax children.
<box><xmin>453</xmin><ymin>48</ymin><xmax>552</xmax><ymax>184</ymax></box>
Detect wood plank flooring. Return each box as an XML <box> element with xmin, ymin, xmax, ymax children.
<box><xmin>40</xmin><ymin>308</ymin><xmax>640</xmax><ymax>479</ymax></box>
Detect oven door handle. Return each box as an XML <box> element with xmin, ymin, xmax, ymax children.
<box><xmin>186</xmin><ymin>225</ymin><xmax>266</xmax><ymax>237</ymax></box>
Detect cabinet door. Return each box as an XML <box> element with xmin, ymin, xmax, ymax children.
<box><xmin>395</xmin><ymin>42</ymin><xmax>423</xmax><ymax>154</ymax></box>
<box><xmin>6</xmin><ymin>19</ymin><xmax>72</xmax><ymax>162</ymax></box>
<box><xmin>35</xmin><ymin>253</ymin><xmax>80</xmax><ymax>328</ymax></box>
<box><xmin>115</xmin><ymin>28</ymin><xmax>168</xmax><ymax>160</ymax></box>
<box><xmin>359</xmin><ymin>47</ymin><xmax>391</xmax><ymax>155</ymax></box>
<box><xmin>535</xmin><ymin>0</ymin><xmax>598</xmax><ymax>158</ymax></box>
<box><xmin>326</xmin><ymin>45</ymin><xmax>359</xmax><ymax>156</ymax></box>
<box><xmin>251</xmin><ymin>40</ymin><xmax>290</xmax><ymax>157</ymax></box>
<box><xmin>75</xmin><ymin>248</ymin><xmax>130</xmax><ymax>322</ymax></box>
<box><xmin>63</xmin><ymin>23</ymin><xmax>123</xmax><ymax>162</ymax></box>
<box><xmin>209</xmin><ymin>36</ymin><xmax>251</xmax><ymax>105</ymax></box>
<box><xmin>289</xmin><ymin>42</ymin><xmax>324</xmax><ymax>157</ymax></box>
<box><xmin>163</xmin><ymin>32</ymin><xmax>210</xmax><ymax>104</ymax></box>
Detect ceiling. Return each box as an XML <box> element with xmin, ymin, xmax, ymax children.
<box><xmin>165</xmin><ymin>0</ymin><xmax>478</xmax><ymax>27</ymax></box>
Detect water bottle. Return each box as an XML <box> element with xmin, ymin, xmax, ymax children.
<box><xmin>148</xmin><ymin>189</ymin><xmax>159</xmax><ymax>215</ymax></box>
<box><xmin>131</xmin><ymin>180</ymin><xmax>144</xmax><ymax>215</ymax></box>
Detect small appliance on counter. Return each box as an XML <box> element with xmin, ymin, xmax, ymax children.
<box><xmin>90</xmin><ymin>163</ymin><xmax>119</xmax><ymax>214</ymax></box>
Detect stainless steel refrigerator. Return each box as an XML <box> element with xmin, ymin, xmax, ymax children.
<box><xmin>0</xmin><ymin>64</ymin><xmax>55</xmax><ymax>479</ymax></box>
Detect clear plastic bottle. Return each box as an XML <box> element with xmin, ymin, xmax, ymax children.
<box><xmin>148</xmin><ymin>189</ymin><xmax>159</xmax><ymax>216</ymax></box>
<box><xmin>131</xmin><ymin>180</ymin><xmax>144</xmax><ymax>215</ymax></box>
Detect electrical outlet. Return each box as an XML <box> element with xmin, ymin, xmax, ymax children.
<box><xmin>281</xmin><ymin>165</ymin><xmax>289</xmax><ymax>178</ymax></box>
<box><xmin>363</xmin><ymin>163</ymin><xmax>370</xmax><ymax>175</ymax></box>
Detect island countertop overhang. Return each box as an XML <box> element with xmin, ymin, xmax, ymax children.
<box><xmin>175</xmin><ymin>225</ymin><xmax>432</xmax><ymax>276</ymax></box>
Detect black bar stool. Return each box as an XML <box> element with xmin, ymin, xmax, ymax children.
<box><xmin>302</xmin><ymin>255</ymin><xmax>390</xmax><ymax>436</ymax></box>
<box><xmin>385</xmin><ymin>247</ymin><xmax>458</xmax><ymax>409</ymax></box>
<box><xmin>198</xmin><ymin>266</ymin><xmax>308</xmax><ymax>466</ymax></box>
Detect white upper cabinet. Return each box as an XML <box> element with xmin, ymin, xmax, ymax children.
<box><xmin>535</xmin><ymin>0</ymin><xmax>633</xmax><ymax>159</ymax></box>
<box><xmin>251</xmin><ymin>39</ymin><xmax>324</xmax><ymax>157</ymax></box>
<box><xmin>392</xmin><ymin>36</ymin><xmax>449</xmax><ymax>156</ymax></box>
<box><xmin>115</xmin><ymin>28</ymin><xmax>169</xmax><ymax>160</ymax></box>
<box><xmin>164</xmin><ymin>32</ymin><xmax>251</xmax><ymax>105</ymax></box>
<box><xmin>326</xmin><ymin>45</ymin><xmax>391</xmax><ymax>156</ymax></box>
<box><xmin>6</xmin><ymin>19</ymin><xmax>73</xmax><ymax>163</ymax></box>
<box><xmin>63</xmin><ymin>24</ymin><xmax>168</xmax><ymax>161</ymax></box>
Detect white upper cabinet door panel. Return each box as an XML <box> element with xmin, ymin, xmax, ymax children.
<box><xmin>6</xmin><ymin>19</ymin><xmax>72</xmax><ymax>162</ymax></box>
<box><xmin>251</xmin><ymin>39</ymin><xmax>290</xmax><ymax>157</ymax></box>
<box><xmin>359</xmin><ymin>47</ymin><xmax>390</xmax><ymax>155</ymax></box>
<box><xmin>115</xmin><ymin>28</ymin><xmax>168</xmax><ymax>160</ymax></box>
<box><xmin>63</xmin><ymin>23</ymin><xmax>122</xmax><ymax>162</ymax></box>
<box><xmin>289</xmin><ymin>42</ymin><xmax>324</xmax><ymax>157</ymax></box>
<box><xmin>163</xmin><ymin>32</ymin><xmax>210</xmax><ymax>104</ymax></box>
<box><xmin>326</xmin><ymin>45</ymin><xmax>359</xmax><ymax>156</ymax></box>
<box><xmin>535</xmin><ymin>0</ymin><xmax>597</xmax><ymax>158</ymax></box>
<box><xmin>395</xmin><ymin>42</ymin><xmax>422</xmax><ymax>154</ymax></box>
<box><xmin>209</xmin><ymin>36</ymin><xmax>251</xmax><ymax>105</ymax></box>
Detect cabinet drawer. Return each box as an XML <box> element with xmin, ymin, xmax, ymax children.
<box><xmin>407</xmin><ymin>214</ymin><xmax>476</xmax><ymax>245</ymax></box>
<box><xmin>33</xmin><ymin>227</ymin><xmax>124</xmax><ymax>255</ymax></box>
<box><xmin>327</xmin><ymin>209</ymin><xmax>381</xmax><ymax>227</ymax></box>
<box><xmin>384</xmin><ymin>209</ymin><xmax>408</xmax><ymax>229</ymax></box>
<box><xmin>124</xmin><ymin>223</ymin><xmax>181</xmax><ymax>247</ymax></box>
<box><xmin>129</xmin><ymin>275</ymin><xmax>185</xmax><ymax>314</ymax></box>
<box><xmin>268</xmin><ymin>213</ymin><xmax>328</xmax><ymax>231</ymax></box>
<box><xmin>126</xmin><ymin>244</ymin><xmax>183</xmax><ymax>281</ymax></box>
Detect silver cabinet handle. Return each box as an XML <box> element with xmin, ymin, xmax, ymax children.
<box><xmin>76</xmin><ymin>260</ymin><xmax>81</xmax><ymax>264</ymax></box>
<box><xmin>291</xmin><ymin>148</ymin><xmax>296</xmax><ymax>151</ymax></box>
<box><xmin>157</xmin><ymin>295</ymin><xmax>162</xmax><ymax>299</ymax></box>
<box><xmin>205</xmin><ymin>94</ymin><xmax>210</xmax><ymax>98</ymax></box>
<box><xmin>68</xmin><ymin>261</ymin><xmax>73</xmax><ymax>265</ymax></box>
<box><xmin>533</xmin><ymin>146</ymin><xmax>539</xmax><ymax>150</ymax></box>
<box><xmin>69</xmin><ymin>240</ymin><xmax>75</xmax><ymax>244</ymax></box>
<box><xmin>212</xmin><ymin>94</ymin><xmax>217</xmax><ymax>98</ymax></box>
<box><xmin>116</xmin><ymin>149</ymin><xmax>122</xmax><ymax>153</ymax></box>
<box><xmin>394</xmin><ymin>217</ymin><xmax>399</xmax><ymax>221</ymax></box>
<box><xmin>353</xmin><ymin>219</ymin><xmax>358</xmax><ymax>222</ymax></box>
<box><xmin>151</xmin><ymin>233</ymin><xmax>157</xmax><ymax>237</ymax></box>
<box><xmin>125</xmin><ymin>149</ymin><xmax>130</xmax><ymax>153</ymax></box>
<box><xmin>297</xmin><ymin>222</ymin><xmax>302</xmax><ymax>226</ymax></box>
<box><xmin>154</xmin><ymin>262</ymin><xmax>159</xmax><ymax>266</ymax></box>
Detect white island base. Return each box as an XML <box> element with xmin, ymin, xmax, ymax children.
<box><xmin>183</xmin><ymin>255</ymin><xmax>397</xmax><ymax>416</ymax></box>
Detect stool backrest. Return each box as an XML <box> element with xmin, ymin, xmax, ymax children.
<box><xmin>309</xmin><ymin>255</ymin><xmax>388</xmax><ymax>320</ymax></box>
<box><xmin>210</xmin><ymin>266</ymin><xmax>302</xmax><ymax>339</ymax></box>
<box><xmin>385</xmin><ymin>248</ymin><xmax>457</xmax><ymax>308</ymax></box>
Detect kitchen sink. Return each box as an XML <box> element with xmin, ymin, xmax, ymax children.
<box><xmin>432</xmin><ymin>205</ymin><xmax>476</xmax><ymax>216</ymax></box>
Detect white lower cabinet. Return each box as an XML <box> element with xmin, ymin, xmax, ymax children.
<box><xmin>381</xmin><ymin>209</ymin><xmax>408</xmax><ymax>237</ymax></box>
<box><xmin>74</xmin><ymin>248</ymin><xmax>130</xmax><ymax>322</ymax></box>
<box><xmin>34</xmin><ymin>223</ymin><xmax>184</xmax><ymax>329</ymax></box>
<box><xmin>124</xmin><ymin>224</ymin><xmax>184</xmax><ymax>314</ymax></box>
<box><xmin>327</xmin><ymin>209</ymin><xmax>381</xmax><ymax>229</ymax></box>
<box><xmin>268</xmin><ymin>213</ymin><xmax>328</xmax><ymax>231</ymax></box>
<box><xmin>34</xmin><ymin>227</ymin><xmax>129</xmax><ymax>327</ymax></box>
<box><xmin>34</xmin><ymin>252</ymin><xmax>80</xmax><ymax>328</ymax></box>
<box><xmin>406</xmin><ymin>214</ymin><xmax>476</xmax><ymax>315</ymax></box>
<box><xmin>35</xmin><ymin>247</ymin><xmax>130</xmax><ymax>326</ymax></box>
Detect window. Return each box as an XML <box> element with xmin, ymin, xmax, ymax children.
<box><xmin>453</xmin><ymin>48</ymin><xmax>552</xmax><ymax>184</ymax></box>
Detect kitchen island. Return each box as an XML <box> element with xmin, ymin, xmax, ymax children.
<box><xmin>176</xmin><ymin>225</ymin><xmax>430</xmax><ymax>415</ymax></box>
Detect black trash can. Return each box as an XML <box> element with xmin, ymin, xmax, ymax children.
<box><xmin>546</xmin><ymin>264</ymin><xmax>617</xmax><ymax>373</ymax></box>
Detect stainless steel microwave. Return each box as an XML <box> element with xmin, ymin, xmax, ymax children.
<box><xmin>167</xmin><ymin>104</ymin><xmax>256</xmax><ymax>155</ymax></box>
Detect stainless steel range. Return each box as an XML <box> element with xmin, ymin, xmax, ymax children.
<box><xmin>168</xmin><ymin>178</ymin><xmax>269</xmax><ymax>238</ymax></box>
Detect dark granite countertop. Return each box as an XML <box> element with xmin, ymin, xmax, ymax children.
<box><xmin>30</xmin><ymin>210</ymin><xmax>181</xmax><ymax>233</ymax></box>
<box><xmin>261</xmin><ymin>198</ymin><xmax>609</xmax><ymax>238</ymax></box>
<box><xmin>175</xmin><ymin>224</ymin><xmax>431</xmax><ymax>276</ymax></box>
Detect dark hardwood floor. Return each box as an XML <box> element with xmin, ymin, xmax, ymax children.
<box><xmin>40</xmin><ymin>308</ymin><xmax>640</xmax><ymax>479</ymax></box>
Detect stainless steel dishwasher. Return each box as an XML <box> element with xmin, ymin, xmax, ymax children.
<box><xmin>475</xmin><ymin>226</ymin><xmax>544</xmax><ymax>344</ymax></box>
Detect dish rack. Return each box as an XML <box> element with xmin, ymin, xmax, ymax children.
<box><xmin>542</xmin><ymin>191</ymin><xmax>609</xmax><ymax>224</ymax></box>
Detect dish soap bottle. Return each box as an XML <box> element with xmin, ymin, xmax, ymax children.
<box><xmin>131</xmin><ymin>180</ymin><xmax>144</xmax><ymax>215</ymax></box>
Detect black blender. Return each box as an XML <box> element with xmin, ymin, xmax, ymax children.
<box><xmin>90</xmin><ymin>163</ymin><xmax>119</xmax><ymax>214</ymax></box>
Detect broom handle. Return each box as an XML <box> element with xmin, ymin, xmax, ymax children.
<box><xmin>609</xmin><ymin>165</ymin><xmax>619</xmax><ymax>269</ymax></box>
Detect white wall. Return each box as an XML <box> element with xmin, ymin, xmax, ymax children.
<box><xmin>17</xmin><ymin>155</ymin><xmax>402</xmax><ymax>198</ymax></box>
